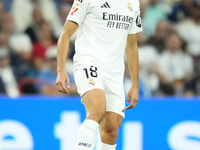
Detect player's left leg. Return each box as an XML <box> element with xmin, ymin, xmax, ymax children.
<box><xmin>96</xmin><ymin>75</ymin><xmax>125</xmax><ymax>150</ymax></box>
<box><xmin>97</xmin><ymin>112</ymin><xmax>123</xmax><ymax>150</ymax></box>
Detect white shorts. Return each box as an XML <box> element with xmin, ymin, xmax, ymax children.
<box><xmin>73</xmin><ymin>61</ymin><xmax>125</xmax><ymax>118</ymax></box>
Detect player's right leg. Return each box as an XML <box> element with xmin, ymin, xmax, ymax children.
<box><xmin>82</xmin><ymin>89</ymin><xmax>106</xmax><ymax>123</ymax></box>
<box><xmin>75</xmin><ymin>89</ymin><xmax>106</xmax><ymax>150</ymax></box>
<box><xmin>73</xmin><ymin>61</ymin><xmax>106</xmax><ymax>150</ymax></box>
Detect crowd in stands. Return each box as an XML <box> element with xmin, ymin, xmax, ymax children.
<box><xmin>0</xmin><ymin>0</ymin><xmax>200</xmax><ymax>97</ymax></box>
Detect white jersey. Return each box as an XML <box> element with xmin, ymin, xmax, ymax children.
<box><xmin>67</xmin><ymin>0</ymin><xmax>142</xmax><ymax>80</ymax></box>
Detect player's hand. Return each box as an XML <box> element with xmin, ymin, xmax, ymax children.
<box><xmin>125</xmin><ymin>86</ymin><xmax>139</xmax><ymax>110</ymax></box>
<box><xmin>55</xmin><ymin>71</ymin><xmax>70</xmax><ymax>94</ymax></box>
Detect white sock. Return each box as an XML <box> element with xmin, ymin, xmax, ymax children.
<box><xmin>75</xmin><ymin>119</ymin><xmax>99</xmax><ymax>150</ymax></box>
<box><xmin>97</xmin><ymin>141</ymin><xmax>116</xmax><ymax>150</ymax></box>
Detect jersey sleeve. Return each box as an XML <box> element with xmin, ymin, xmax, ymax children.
<box><xmin>67</xmin><ymin>0</ymin><xmax>91</xmax><ymax>26</ymax></box>
<box><xmin>128</xmin><ymin>2</ymin><xmax>143</xmax><ymax>34</ymax></box>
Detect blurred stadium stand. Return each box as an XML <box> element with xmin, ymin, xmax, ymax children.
<box><xmin>0</xmin><ymin>0</ymin><xmax>199</xmax><ymax>97</ymax></box>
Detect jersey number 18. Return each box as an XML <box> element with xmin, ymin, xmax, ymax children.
<box><xmin>83</xmin><ymin>66</ymin><xmax>98</xmax><ymax>79</ymax></box>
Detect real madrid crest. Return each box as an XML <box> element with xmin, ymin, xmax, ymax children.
<box><xmin>89</xmin><ymin>79</ymin><xmax>95</xmax><ymax>86</ymax></box>
<box><xmin>128</xmin><ymin>3</ymin><xmax>133</xmax><ymax>12</ymax></box>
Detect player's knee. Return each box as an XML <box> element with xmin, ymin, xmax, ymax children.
<box><xmin>108</xmin><ymin>129</ymin><xmax>118</xmax><ymax>139</ymax></box>
<box><xmin>94</xmin><ymin>109</ymin><xmax>106</xmax><ymax>119</ymax></box>
<box><xmin>102</xmin><ymin>127</ymin><xmax>118</xmax><ymax>139</ymax></box>
<box><xmin>87</xmin><ymin>109</ymin><xmax>106</xmax><ymax>122</ymax></box>
<box><xmin>102</xmin><ymin>119</ymin><xmax>120</xmax><ymax>138</ymax></box>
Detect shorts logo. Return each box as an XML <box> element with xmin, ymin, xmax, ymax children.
<box><xmin>89</xmin><ymin>79</ymin><xmax>95</xmax><ymax>86</ymax></box>
<box><xmin>127</xmin><ymin>3</ymin><xmax>133</xmax><ymax>12</ymax></box>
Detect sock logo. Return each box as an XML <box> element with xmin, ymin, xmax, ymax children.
<box><xmin>78</xmin><ymin>142</ymin><xmax>92</xmax><ymax>147</ymax></box>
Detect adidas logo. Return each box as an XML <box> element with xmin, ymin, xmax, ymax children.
<box><xmin>101</xmin><ymin>2</ymin><xmax>111</xmax><ymax>8</ymax></box>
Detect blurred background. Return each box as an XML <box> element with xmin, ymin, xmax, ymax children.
<box><xmin>0</xmin><ymin>0</ymin><xmax>200</xmax><ymax>150</ymax></box>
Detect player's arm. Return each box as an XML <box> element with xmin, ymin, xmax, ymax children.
<box><xmin>56</xmin><ymin>20</ymin><xmax>78</xmax><ymax>94</ymax></box>
<box><xmin>125</xmin><ymin>33</ymin><xmax>139</xmax><ymax>109</ymax></box>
